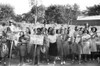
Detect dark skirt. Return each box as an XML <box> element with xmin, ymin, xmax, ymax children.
<box><xmin>71</xmin><ymin>43</ymin><xmax>81</xmax><ymax>55</ymax></box>
<box><xmin>63</xmin><ymin>41</ymin><xmax>71</xmax><ymax>56</ymax></box>
<box><xmin>19</xmin><ymin>44</ymin><xmax>27</xmax><ymax>57</ymax></box>
<box><xmin>48</xmin><ymin>42</ymin><xmax>58</xmax><ymax>56</ymax></box>
<box><xmin>6</xmin><ymin>40</ymin><xmax>11</xmax><ymax>56</ymax></box>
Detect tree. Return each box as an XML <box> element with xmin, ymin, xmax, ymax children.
<box><xmin>22</xmin><ymin>12</ymin><xmax>35</xmax><ymax>23</ymax></box>
<box><xmin>13</xmin><ymin>15</ymin><xmax>23</xmax><ymax>22</ymax></box>
<box><xmin>45</xmin><ymin>5</ymin><xmax>63</xmax><ymax>24</ymax></box>
<box><xmin>0</xmin><ymin>4</ymin><xmax>15</xmax><ymax>21</ymax></box>
<box><xmin>30</xmin><ymin>5</ymin><xmax>45</xmax><ymax>23</ymax></box>
<box><xmin>85</xmin><ymin>4</ymin><xmax>100</xmax><ymax>16</ymax></box>
<box><xmin>72</xmin><ymin>4</ymin><xmax>80</xmax><ymax>20</ymax></box>
<box><xmin>45</xmin><ymin>4</ymin><xmax>80</xmax><ymax>24</ymax></box>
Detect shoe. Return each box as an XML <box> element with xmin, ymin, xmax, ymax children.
<box><xmin>63</xmin><ymin>61</ymin><xmax>66</xmax><ymax>64</ymax></box>
<box><xmin>56</xmin><ymin>57</ymin><xmax>60</xmax><ymax>60</ymax></box>
<box><xmin>61</xmin><ymin>62</ymin><xmax>63</xmax><ymax>65</ymax></box>
<box><xmin>53</xmin><ymin>61</ymin><xmax>56</xmax><ymax>64</ymax></box>
<box><xmin>78</xmin><ymin>61</ymin><xmax>81</xmax><ymax>64</ymax></box>
<box><xmin>26</xmin><ymin>59</ymin><xmax>30</xmax><ymax>63</ymax></box>
<box><xmin>4</xmin><ymin>62</ymin><xmax>6</xmax><ymax>65</ymax></box>
<box><xmin>72</xmin><ymin>60</ymin><xmax>75</xmax><ymax>63</ymax></box>
<box><xmin>61</xmin><ymin>61</ymin><xmax>66</xmax><ymax>65</ymax></box>
<box><xmin>47</xmin><ymin>63</ymin><xmax>50</xmax><ymax>64</ymax></box>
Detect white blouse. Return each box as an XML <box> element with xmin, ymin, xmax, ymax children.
<box><xmin>48</xmin><ymin>34</ymin><xmax>57</xmax><ymax>43</ymax></box>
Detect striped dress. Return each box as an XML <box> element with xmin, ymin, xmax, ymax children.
<box><xmin>19</xmin><ymin>36</ymin><xmax>27</xmax><ymax>57</ymax></box>
<box><xmin>82</xmin><ymin>34</ymin><xmax>91</xmax><ymax>54</ymax></box>
<box><xmin>90</xmin><ymin>33</ymin><xmax>98</xmax><ymax>52</ymax></box>
<box><xmin>71</xmin><ymin>31</ymin><xmax>81</xmax><ymax>54</ymax></box>
<box><xmin>56</xmin><ymin>34</ymin><xmax>63</xmax><ymax>56</ymax></box>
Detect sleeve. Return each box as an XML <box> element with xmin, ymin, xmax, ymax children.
<box><xmin>47</xmin><ymin>36</ymin><xmax>50</xmax><ymax>47</ymax></box>
<box><xmin>18</xmin><ymin>37</ymin><xmax>22</xmax><ymax>42</ymax></box>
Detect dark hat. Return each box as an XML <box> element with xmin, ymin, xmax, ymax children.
<box><xmin>83</xmin><ymin>29</ymin><xmax>89</xmax><ymax>34</ymax></box>
<box><xmin>9</xmin><ymin>20</ymin><xmax>13</xmax><ymax>23</ymax></box>
<box><xmin>91</xmin><ymin>27</ymin><xmax>97</xmax><ymax>32</ymax></box>
<box><xmin>37</xmin><ymin>28</ymin><xmax>41</xmax><ymax>31</ymax></box>
<box><xmin>84</xmin><ymin>23</ymin><xmax>89</xmax><ymax>27</ymax></box>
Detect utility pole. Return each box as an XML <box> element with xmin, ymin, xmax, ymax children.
<box><xmin>30</xmin><ymin>0</ymin><xmax>38</xmax><ymax>24</ymax></box>
<box><xmin>35</xmin><ymin>0</ymin><xmax>37</xmax><ymax>24</ymax></box>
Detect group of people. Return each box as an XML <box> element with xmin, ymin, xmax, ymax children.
<box><xmin>0</xmin><ymin>21</ymin><xmax>100</xmax><ymax>66</ymax></box>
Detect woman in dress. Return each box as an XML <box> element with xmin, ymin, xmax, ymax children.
<box><xmin>18</xmin><ymin>31</ymin><xmax>27</xmax><ymax>64</ymax></box>
<box><xmin>25</xmin><ymin>27</ymin><xmax>31</xmax><ymax>62</ymax></box>
<box><xmin>90</xmin><ymin>27</ymin><xmax>98</xmax><ymax>60</ymax></box>
<box><xmin>56</xmin><ymin>28</ymin><xmax>62</xmax><ymax>59</ymax></box>
<box><xmin>1</xmin><ymin>31</ymin><xmax>8</xmax><ymax>65</ymax></box>
<box><xmin>6</xmin><ymin>27</ymin><xmax>14</xmax><ymax>60</ymax></box>
<box><xmin>40</xmin><ymin>28</ymin><xmax>49</xmax><ymax>63</ymax></box>
<box><xmin>33</xmin><ymin>28</ymin><xmax>43</xmax><ymax>65</ymax></box>
<box><xmin>62</xmin><ymin>28</ymin><xmax>71</xmax><ymax>64</ymax></box>
<box><xmin>71</xmin><ymin>26</ymin><xmax>81</xmax><ymax>63</ymax></box>
<box><xmin>81</xmin><ymin>29</ymin><xmax>91</xmax><ymax>62</ymax></box>
<box><xmin>48</xmin><ymin>28</ymin><xmax>58</xmax><ymax>64</ymax></box>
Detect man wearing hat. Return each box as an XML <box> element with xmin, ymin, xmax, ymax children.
<box><xmin>8</xmin><ymin>20</ymin><xmax>16</xmax><ymax>32</ymax></box>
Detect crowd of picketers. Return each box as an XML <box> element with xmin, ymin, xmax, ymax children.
<box><xmin>0</xmin><ymin>21</ymin><xmax>100</xmax><ymax>66</ymax></box>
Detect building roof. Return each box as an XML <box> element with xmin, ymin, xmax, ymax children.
<box><xmin>77</xmin><ymin>15</ymin><xmax>100</xmax><ymax>20</ymax></box>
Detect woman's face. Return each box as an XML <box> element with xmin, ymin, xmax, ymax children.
<box><xmin>51</xmin><ymin>29</ymin><xmax>55</xmax><ymax>35</ymax></box>
<box><xmin>26</xmin><ymin>27</ymin><xmax>30</xmax><ymax>33</ymax></box>
<box><xmin>91</xmin><ymin>28</ymin><xmax>96</xmax><ymax>33</ymax></box>
<box><xmin>4</xmin><ymin>29</ymin><xmax>7</xmax><ymax>33</ymax></box>
<box><xmin>61</xmin><ymin>29</ymin><xmax>64</xmax><ymax>34</ymax></box>
<box><xmin>20</xmin><ymin>31</ymin><xmax>24</xmax><ymax>36</ymax></box>
<box><xmin>58</xmin><ymin>29</ymin><xmax>61</xmax><ymax>34</ymax></box>
<box><xmin>84</xmin><ymin>30</ymin><xmax>88</xmax><ymax>34</ymax></box>
<box><xmin>64</xmin><ymin>28</ymin><xmax>67</xmax><ymax>34</ymax></box>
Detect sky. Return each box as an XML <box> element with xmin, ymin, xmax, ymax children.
<box><xmin>0</xmin><ymin>0</ymin><xmax>100</xmax><ymax>15</ymax></box>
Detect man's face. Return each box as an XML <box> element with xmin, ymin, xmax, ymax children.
<box><xmin>9</xmin><ymin>22</ymin><xmax>13</xmax><ymax>26</ymax></box>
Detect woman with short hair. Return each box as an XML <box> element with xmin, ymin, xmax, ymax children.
<box><xmin>90</xmin><ymin>27</ymin><xmax>98</xmax><ymax>61</ymax></box>
<box><xmin>25</xmin><ymin>27</ymin><xmax>31</xmax><ymax>63</ymax></box>
<box><xmin>18</xmin><ymin>31</ymin><xmax>27</xmax><ymax>65</ymax></box>
<box><xmin>81</xmin><ymin>29</ymin><xmax>91</xmax><ymax>62</ymax></box>
<box><xmin>48</xmin><ymin>28</ymin><xmax>58</xmax><ymax>64</ymax></box>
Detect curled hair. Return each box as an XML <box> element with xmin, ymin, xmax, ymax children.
<box><xmin>19</xmin><ymin>31</ymin><xmax>25</xmax><ymax>37</ymax></box>
<box><xmin>26</xmin><ymin>27</ymin><xmax>31</xmax><ymax>34</ymax></box>
<box><xmin>91</xmin><ymin>27</ymin><xmax>97</xmax><ymax>32</ymax></box>
<box><xmin>48</xmin><ymin>27</ymin><xmax>52</xmax><ymax>34</ymax></box>
<box><xmin>6</xmin><ymin>27</ymin><xmax>11</xmax><ymax>32</ymax></box>
<box><xmin>82</xmin><ymin>30</ymin><xmax>89</xmax><ymax>34</ymax></box>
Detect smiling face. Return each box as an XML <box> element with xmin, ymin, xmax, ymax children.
<box><xmin>57</xmin><ymin>29</ymin><xmax>61</xmax><ymax>34</ymax></box>
<box><xmin>20</xmin><ymin>31</ymin><xmax>24</xmax><ymax>36</ymax></box>
<box><xmin>26</xmin><ymin>27</ymin><xmax>30</xmax><ymax>34</ymax></box>
<box><xmin>91</xmin><ymin>27</ymin><xmax>97</xmax><ymax>33</ymax></box>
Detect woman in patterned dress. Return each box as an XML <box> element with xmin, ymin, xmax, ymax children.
<box><xmin>33</xmin><ymin>28</ymin><xmax>43</xmax><ymax>65</ymax></box>
<box><xmin>6</xmin><ymin>27</ymin><xmax>12</xmax><ymax>58</ymax></box>
<box><xmin>81</xmin><ymin>29</ymin><xmax>91</xmax><ymax>62</ymax></box>
<box><xmin>40</xmin><ymin>28</ymin><xmax>49</xmax><ymax>63</ymax></box>
<box><xmin>18</xmin><ymin>31</ymin><xmax>27</xmax><ymax>64</ymax></box>
<box><xmin>71</xmin><ymin>26</ymin><xmax>81</xmax><ymax>62</ymax></box>
<box><xmin>56</xmin><ymin>29</ymin><xmax>63</xmax><ymax>59</ymax></box>
<box><xmin>1</xmin><ymin>31</ymin><xmax>8</xmax><ymax>65</ymax></box>
<box><xmin>25</xmin><ymin>27</ymin><xmax>31</xmax><ymax>62</ymax></box>
<box><xmin>62</xmin><ymin>28</ymin><xmax>71</xmax><ymax>64</ymax></box>
<box><xmin>90</xmin><ymin>27</ymin><xmax>98</xmax><ymax>60</ymax></box>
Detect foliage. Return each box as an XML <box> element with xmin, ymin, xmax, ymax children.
<box><xmin>85</xmin><ymin>4</ymin><xmax>100</xmax><ymax>16</ymax></box>
<box><xmin>30</xmin><ymin>5</ymin><xmax>45</xmax><ymax>23</ymax></box>
<box><xmin>45</xmin><ymin>5</ymin><xmax>62</xmax><ymax>24</ymax></box>
<box><xmin>0</xmin><ymin>4</ymin><xmax>15</xmax><ymax>21</ymax></box>
<box><xmin>0</xmin><ymin>3</ymin><xmax>80</xmax><ymax>24</ymax></box>
<box><xmin>13</xmin><ymin>15</ymin><xmax>23</xmax><ymax>22</ymax></box>
<box><xmin>45</xmin><ymin>4</ymin><xmax>80</xmax><ymax>24</ymax></box>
